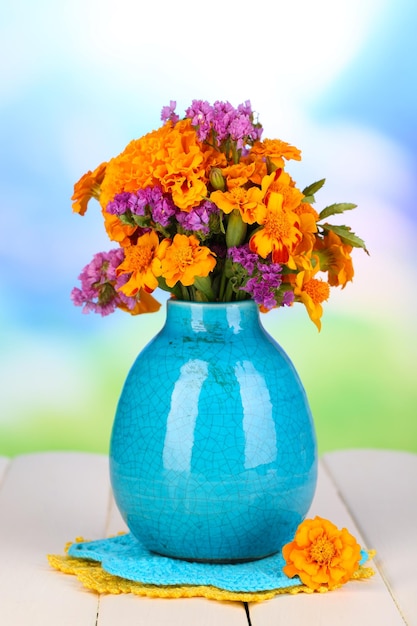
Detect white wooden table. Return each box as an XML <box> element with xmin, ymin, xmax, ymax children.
<box><xmin>0</xmin><ymin>449</ymin><xmax>415</xmax><ymax>625</ymax></box>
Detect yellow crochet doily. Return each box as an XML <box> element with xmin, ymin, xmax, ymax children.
<box><xmin>47</xmin><ymin>540</ymin><xmax>376</xmax><ymax>603</ymax></box>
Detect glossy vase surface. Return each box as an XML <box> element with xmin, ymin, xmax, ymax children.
<box><xmin>109</xmin><ymin>300</ymin><xmax>317</xmax><ymax>562</ymax></box>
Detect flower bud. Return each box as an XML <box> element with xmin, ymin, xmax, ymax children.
<box><xmin>209</xmin><ymin>168</ymin><xmax>226</xmax><ymax>191</ymax></box>
<box><xmin>226</xmin><ymin>209</ymin><xmax>247</xmax><ymax>248</ymax></box>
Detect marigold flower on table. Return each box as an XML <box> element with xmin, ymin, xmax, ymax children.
<box><xmin>71</xmin><ymin>98</ymin><xmax>367</xmax><ymax>327</ymax></box>
<box><xmin>282</xmin><ymin>516</ymin><xmax>362</xmax><ymax>591</ymax></box>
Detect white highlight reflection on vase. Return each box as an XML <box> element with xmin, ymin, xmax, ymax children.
<box><xmin>235</xmin><ymin>360</ymin><xmax>277</xmax><ymax>470</ymax></box>
<box><xmin>163</xmin><ymin>359</ymin><xmax>208</xmax><ymax>472</ymax></box>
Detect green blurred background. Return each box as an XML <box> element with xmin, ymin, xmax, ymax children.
<box><xmin>1</xmin><ymin>0</ymin><xmax>416</xmax><ymax>457</ymax></box>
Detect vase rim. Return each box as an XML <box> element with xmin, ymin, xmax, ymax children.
<box><xmin>166</xmin><ymin>299</ymin><xmax>258</xmax><ymax>310</ymax></box>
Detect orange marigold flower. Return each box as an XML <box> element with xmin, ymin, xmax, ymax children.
<box><xmin>202</xmin><ymin>143</ymin><xmax>228</xmax><ymax>171</ymax></box>
<box><xmin>210</xmin><ymin>186</ymin><xmax>266</xmax><ymax>225</ymax></box>
<box><xmin>99</xmin><ymin>124</ymin><xmax>172</xmax><ymax>209</ymax></box>
<box><xmin>168</xmin><ymin>173</ymin><xmax>207</xmax><ymax>212</ymax></box>
<box><xmin>314</xmin><ymin>231</ymin><xmax>354</xmax><ymax>288</ymax></box>
<box><xmin>99</xmin><ymin>119</ymin><xmax>210</xmax><ymax>212</ymax></box>
<box><xmin>221</xmin><ymin>161</ymin><xmax>257</xmax><ymax>189</ymax></box>
<box><xmin>153</xmin><ymin>234</ymin><xmax>216</xmax><ymax>288</ymax></box>
<box><xmin>291</xmin><ymin>269</ymin><xmax>330</xmax><ymax>331</ymax></box>
<box><xmin>153</xmin><ymin>119</ymin><xmax>209</xmax><ymax>211</ymax></box>
<box><xmin>293</xmin><ymin>201</ymin><xmax>320</xmax><ymax>222</ymax></box>
<box><xmin>102</xmin><ymin>211</ymin><xmax>136</xmax><ymax>247</ymax></box>
<box><xmin>116</xmin><ymin>231</ymin><xmax>160</xmax><ymax>297</ymax></box>
<box><xmin>240</xmin><ymin>152</ymin><xmax>268</xmax><ymax>186</ymax></box>
<box><xmin>287</xmin><ymin>212</ymin><xmax>319</xmax><ymax>271</ymax></box>
<box><xmin>282</xmin><ymin>516</ymin><xmax>362</xmax><ymax>591</ymax></box>
<box><xmin>262</xmin><ymin>170</ymin><xmax>304</xmax><ymax>212</ymax></box>
<box><xmin>251</xmin><ymin>138</ymin><xmax>302</xmax><ymax>169</ymax></box>
<box><xmin>249</xmin><ymin>191</ymin><xmax>302</xmax><ymax>263</ymax></box>
<box><xmin>284</xmin><ymin>201</ymin><xmax>319</xmax><ymax>271</ymax></box>
<box><xmin>71</xmin><ymin>162</ymin><xmax>107</xmax><ymax>215</ymax></box>
<box><xmin>118</xmin><ymin>289</ymin><xmax>161</xmax><ymax>315</ymax></box>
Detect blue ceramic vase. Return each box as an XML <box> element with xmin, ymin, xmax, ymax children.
<box><xmin>109</xmin><ymin>300</ymin><xmax>317</xmax><ymax>562</ymax></box>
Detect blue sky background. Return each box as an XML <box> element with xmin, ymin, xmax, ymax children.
<box><xmin>1</xmin><ymin>0</ymin><xmax>416</xmax><ymax>456</ymax></box>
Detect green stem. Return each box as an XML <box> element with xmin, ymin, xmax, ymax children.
<box><xmin>180</xmin><ymin>284</ymin><xmax>190</xmax><ymax>300</ymax></box>
<box><xmin>223</xmin><ymin>279</ymin><xmax>235</xmax><ymax>302</ymax></box>
<box><xmin>231</xmin><ymin>143</ymin><xmax>240</xmax><ymax>165</ymax></box>
<box><xmin>218</xmin><ymin>271</ymin><xmax>227</xmax><ymax>301</ymax></box>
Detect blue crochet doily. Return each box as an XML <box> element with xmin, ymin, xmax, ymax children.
<box><xmin>68</xmin><ymin>533</ymin><xmax>368</xmax><ymax>593</ymax></box>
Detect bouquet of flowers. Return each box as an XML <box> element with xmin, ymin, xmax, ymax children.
<box><xmin>71</xmin><ymin>99</ymin><xmax>367</xmax><ymax>330</ymax></box>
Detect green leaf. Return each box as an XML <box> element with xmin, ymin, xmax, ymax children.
<box><xmin>193</xmin><ymin>276</ymin><xmax>215</xmax><ymax>300</ymax></box>
<box><xmin>302</xmin><ymin>178</ymin><xmax>326</xmax><ymax>197</ymax></box>
<box><xmin>118</xmin><ymin>212</ymin><xmax>136</xmax><ymax>226</ymax></box>
<box><xmin>157</xmin><ymin>276</ymin><xmax>181</xmax><ymax>298</ymax></box>
<box><xmin>219</xmin><ymin>213</ymin><xmax>226</xmax><ymax>235</ymax></box>
<box><xmin>321</xmin><ymin>223</ymin><xmax>369</xmax><ymax>254</ymax></box>
<box><xmin>194</xmin><ymin>289</ymin><xmax>210</xmax><ymax>302</ymax></box>
<box><xmin>318</xmin><ymin>203</ymin><xmax>357</xmax><ymax>221</ymax></box>
<box><xmin>133</xmin><ymin>215</ymin><xmax>152</xmax><ymax>228</ymax></box>
<box><xmin>302</xmin><ymin>195</ymin><xmax>316</xmax><ymax>204</ymax></box>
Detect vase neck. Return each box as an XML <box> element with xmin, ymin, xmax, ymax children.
<box><xmin>164</xmin><ymin>300</ymin><xmax>262</xmax><ymax>339</ymax></box>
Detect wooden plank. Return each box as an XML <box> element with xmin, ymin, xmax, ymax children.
<box><xmin>98</xmin><ymin>595</ymin><xmax>249</xmax><ymax>626</ymax></box>
<box><xmin>2</xmin><ymin>450</ymin><xmax>410</xmax><ymax>625</ymax></box>
<box><xmin>323</xmin><ymin>449</ymin><xmax>417</xmax><ymax>626</ymax></box>
<box><xmin>0</xmin><ymin>452</ymin><xmax>111</xmax><ymax>626</ymax></box>
<box><xmin>96</xmin><ymin>493</ymin><xmax>249</xmax><ymax>625</ymax></box>
<box><xmin>248</xmin><ymin>458</ymin><xmax>406</xmax><ymax>625</ymax></box>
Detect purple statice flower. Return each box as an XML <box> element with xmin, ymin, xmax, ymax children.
<box><xmin>211</xmin><ymin>100</ymin><xmax>235</xmax><ymax>143</ymax></box>
<box><xmin>71</xmin><ymin>249</ymin><xmax>137</xmax><ymax>316</ymax></box>
<box><xmin>131</xmin><ymin>186</ymin><xmax>176</xmax><ymax>226</ymax></box>
<box><xmin>245</xmin><ymin>262</ymin><xmax>283</xmax><ymax>310</ymax></box>
<box><xmin>106</xmin><ymin>187</ymin><xmax>158</xmax><ymax>218</ymax></box>
<box><xmin>185</xmin><ymin>100</ymin><xmax>263</xmax><ymax>149</ymax></box>
<box><xmin>246</xmin><ymin>261</ymin><xmax>284</xmax><ymax>310</ymax></box>
<box><xmin>148</xmin><ymin>188</ymin><xmax>177</xmax><ymax>227</ymax></box>
<box><xmin>236</xmin><ymin>101</ymin><xmax>253</xmax><ymax>116</ymax></box>
<box><xmin>237</xmin><ymin>101</ymin><xmax>263</xmax><ymax>141</ymax></box>
<box><xmin>126</xmin><ymin>190</ymin><xmax>148</xmax><ymax>216</ymax></box>
<box><xmin>282</xmin><ymin>290</ymin><xmax>295</xmax><ymax>307</ymax></box>
<box><xmin>228</xmin><ymin>114</ymin><xmax>259</xmax><ymax>150</ymax></box>
<box><xmin>161</xmin><ymin>100</ymin><xmax>179</xmax><ymax>124</ymax></box>
<box><xmin>185</xmin><ymin>100</ymin><xmax>214</xmax><ymax>142</ymax></box>
<box><xmin>106</xmin><ymin>192</ymin><xmax>133</xmax><ymax>216</ymax></box>
<box><xmin>107</xmin><ymin>185</ymin><xmax>176</xmax><ymax>228</ymax></box>
<box><xmin>245</xmin><ymin>279</ymin><xmax>278</xmax><ymax>310</ymax></box>
<box><xmin>211</xmin><ymin>100</ymin><xmax>263</xmax><ymax>149</ymax></box>
<box><xmin>176</xmin><ymin>200</ymin><xmax>219</xmax><ymax>234</ymax></box>
<box><xmin>228</xmin><ymin>245</ymin><xmax>259</xmax><ymax>275</ymax></box>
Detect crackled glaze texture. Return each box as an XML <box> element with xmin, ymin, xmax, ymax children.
<box><xmin>110</xmin><ymin>300</ymin><xmax>317</xmax><ymax>562</ymax></box>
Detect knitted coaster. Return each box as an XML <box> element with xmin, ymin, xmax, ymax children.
<box><xmin>48</xmin><ymin>533</ymin><xmax>375</xmax><ymax>602</ymax></box>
